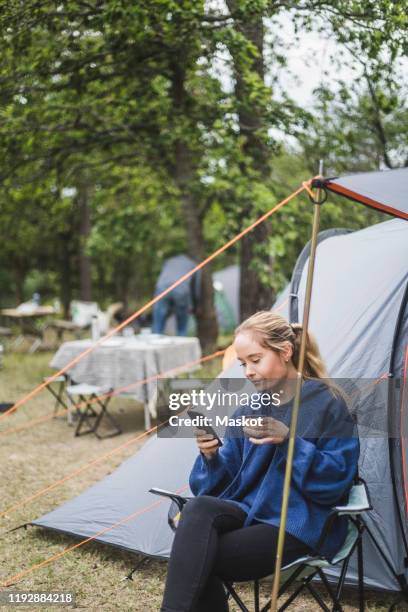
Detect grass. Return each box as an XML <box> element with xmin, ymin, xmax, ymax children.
<box><xmin>0</xmin><ymin>349</ymin><xmax>404</xmax><ymax>611</ymax></box>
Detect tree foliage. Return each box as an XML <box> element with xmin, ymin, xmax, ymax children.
<box><xmin>0</xmin><ymin>0</ymin><xmax>406</xmax><ymax>343</ymax></box>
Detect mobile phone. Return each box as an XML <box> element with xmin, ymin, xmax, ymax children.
<box><xmin>187</xmin><ymin>409</ymin><xmax>223</xmax><ymax>446</ymax></box>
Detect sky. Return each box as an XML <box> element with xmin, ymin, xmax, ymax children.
<box><xmin>209</xmin><ymin>3</ymin><xmax>406</xmax><ymax>110</ymax></box>
<box><xmin>271</xmin><ymin>14</ymin><xmax>350</xmax><ymax>108</ymax></box>
<box><xmin>207</xmin><ymin>1</ymin><xmax>357</xmax><ymax>109</ymax></box>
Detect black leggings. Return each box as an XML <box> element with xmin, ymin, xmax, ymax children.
<box><xmin>160</xmin><ymin>496</ymin><xmax>312</xmax><ymax>612</ymax></box>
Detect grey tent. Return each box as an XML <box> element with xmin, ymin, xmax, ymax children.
<box><xmin>33</xmin><ymin>169</ymin><xmax>408</xmax><ymax>595</ymax></box>
<box><xmin>213</xmin><ymin>264</ymin><xmax>240</xmax><ymax>332</ymax></box>
<box><xmin>163</xmin><ymin>264</ymin><xmax>239</xmax><ymax>335</ymax></box>
<box><xmin>318</xmin><ymin>168</ymin><xmax>408</xmax><ymax>220</ymax></box>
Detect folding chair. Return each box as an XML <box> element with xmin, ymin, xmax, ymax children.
<box><xmin>46</xmin><ymin>300</ymin><xmax>99</xmax><ymax>344</ymax></box>
<box><xmin>149</xmin><ymin>479</ymin><xmax>372</xmax><ymax>612</ymax></box>
<box><xmin>66</xmin><ymin>383</ymin><xmax>121</xmax><ymax>439</ymax></box>
<box><xmin>43</xmin><ymin>375</ymin><xmax>70</xmax><ymax>416</ymax></box>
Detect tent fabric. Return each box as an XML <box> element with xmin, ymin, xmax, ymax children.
<box><xmin>280</xmin><ymin>218</ymin><xmax>408</xmax><ymax>591</ymax></box>
<box><xmin>388</xmin><ymin>283</ymin><xmax>408</xmax><ymax>557</ymax></box>
<box><xmin>33</xmin><ymin>435</ymin><xmax>198</xmax><ymax>559</ymax></box>
<box><xmin>315</xmin><ymin>167</ymin><xmax>408</xmax><ymax>220</ymax></box>
<box><xmin>164</xmin><ymin>265</ymin><xmax>239</xmax><ymax>334</ymax></box>
<box><xmin>213</xmin><ymin>264</ymin><xmax>240</xmax><ymax>331</ymax></box>
<box><xmin>33</xmin><ymin>217</ymin><xmax>408</xmax><ymax>593</ymax></box>
<box><xmin>289</xmin><ymin>228</ymin><xmax>352</xmax><ymax>323</ymax></box>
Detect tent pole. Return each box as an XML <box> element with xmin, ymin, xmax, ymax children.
<box><xmin>270</xmin><ymin>161</ymin><xmax>325</xmax><ymax>611</ymax></box>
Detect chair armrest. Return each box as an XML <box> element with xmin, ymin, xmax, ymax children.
<box><xmin>314</xmin><ymin>480</ymin><xmax>372</xmax><ymax>556</ymax></box>
<box><xmin>333</xmin><ymin>503</ymin><xmax>371</xmax><ymax>515</ymax></box>
<box><xmin>149</xmin><ymin>488</ymin><xmax>189</xmax><ymax>511</ymax></box>
<box><xmin>333</xmin><ymin>481</ymin><xmax>372</xmax><ymax>514</ymax></box>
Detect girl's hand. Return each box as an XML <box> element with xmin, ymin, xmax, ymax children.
<box><xmin>194</xmin><ymin>429</ymin><xmax>220</xmax><ymax>460</ymax></box>
<box><xmin>243</xmin><ymin>416</ymin><xmax>289</xmax><ymax>445</ymax></box>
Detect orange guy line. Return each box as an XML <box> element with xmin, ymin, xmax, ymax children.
<box><xmin>0</xmin><ymin>350</ymin><xmax>225</xmax><ymax>437</ymax></box>
<box><xmin>0</xmin><ymin>354</ymin><xmax>224</xmax><ymax>519</ymax></box>
<box><xmin>1</xmin><ymin>485</ymin><xmax>189</xmax><ymax>588</ymax></box>
<box><xmin>0</xmin><ymin>183</ymin><xmax>305</xmax><ymax>423</ymax></box>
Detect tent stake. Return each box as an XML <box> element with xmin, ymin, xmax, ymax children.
<box><xmin>124</xmin><ymin>557</ymin><xmax>150</xmax><ymax>581</ymax></box>
<box><xmin>270</xmin><ymin>161</ymin><xmax>325</xmax><ymax>611</ymax></box>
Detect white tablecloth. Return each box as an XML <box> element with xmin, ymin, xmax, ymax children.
<box><xmin>50</xmin><ymin>335</ymin><xmax>201</xmax><ymax>422</ymax></box>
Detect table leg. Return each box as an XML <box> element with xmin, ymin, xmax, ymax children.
<box><xmin>144</xmin><ymin>401</ymin><xmax>151</xmax><ymax>431</ymax></box>
<box><xmin>28</xmin><ymin>337</ymin><xmax>42</xmax><ymax>354</ymax></box>
<box><xmin>10</xmin><ymin>335</ymin><xmax>25</xmax><ymax>349</ymax></box>
<box><xmin>66</xmin><ymin>376</ymin><xmax>76</xmax><ymax>425</ymax></box>
<box><xmin>142</xmin><ymin>362</ymin><xmax>152</xmax><ymax>431</ymax></box>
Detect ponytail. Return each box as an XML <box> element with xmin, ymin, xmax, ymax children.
<box><xmin>290</xmin><ymin>323</ymin><xmax>328</xmax><ymax>379</ymax></box>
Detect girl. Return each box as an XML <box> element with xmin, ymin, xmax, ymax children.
<box><xmin>161</xmin><ymin>311</ymin><xmax>359</xmax><ymax>612</ymax></box>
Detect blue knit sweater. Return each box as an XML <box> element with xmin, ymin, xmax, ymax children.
<box><xmin>189</xmin><ymin>380</ymin><xmax>359</xmax><ymax>562</ymax></box>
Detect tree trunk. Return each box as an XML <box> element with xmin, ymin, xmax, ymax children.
<box><xmin>240</xmin><ymin>229</ymin><xmax>275</xmax><ymax>321</ymax></box>
<box><xmin>77</xmin><ymin>180</ymin><xmax>92</xmax><ymax>301</ymax></box>
<box><xmin>59</xmin><ymin>232</ymin><xmax>72</xmax><ymax>318</ymax></box>
<box><xmin>171</xmin><ymin>62</ymin><xmax>218</xmax><ymax>353</ymax></box>
<box><xmin>114</xmin><ymin>259</ymin><xmax>130</xmax><ymax>312</ymax></box>
<box><xmin>227</xmin><ymin>2</ymin><xmax>276</xmax><ymax>321</ymax></box>
<box><xmin>12</xmin><ymin>259</ymin><xmax>25</xmax><ymax>304</ymax></box>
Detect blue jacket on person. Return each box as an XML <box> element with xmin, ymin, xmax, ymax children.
<box><xmin>189</xmin><ymin>379</ymin><xmax>360</xmax><ymax>562</ymax></box>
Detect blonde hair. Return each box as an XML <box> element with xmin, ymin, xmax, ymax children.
<box><xmin>235</xmin><ymin>310</ymin><xmax>328</xmax><ymax>380</ymax></box>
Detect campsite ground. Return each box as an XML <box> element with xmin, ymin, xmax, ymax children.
<box><xmin>0</xmin><ymin>352</ymin><xmax>404</xmax><ymax>611</ymax></box>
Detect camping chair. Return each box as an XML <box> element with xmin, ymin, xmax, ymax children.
<box><xmin>46</xmin><ymin>300</ymin><xmax>99</xmax><ymax>343</ymax></box>
<box><xmin>0</xmin><ymin>327</ymin><xmax>12</xmax><ymax>346</ymax></box>
<box><xmin>66</xmin><ymin>383</ymin><xmax>121</xmax><ymax>439</ymax></box>
<box><xmin>47</xmin><ymin>301</ymin><xmax>124</xmax><ymax>344</ymax></box>
<box><xmin>43</xmin><ymin>374</ymin><xmax>70</xmax><ymax>416</ymax></box>
<box><xmin>104</xmin><ymin>302</ymin><xmax>124</xmax><ymax>330</ymax></box>
<box><xmin>149</xmin><ymin>479</ymin><xmax>372</xmax><ymax>612</ymax></box>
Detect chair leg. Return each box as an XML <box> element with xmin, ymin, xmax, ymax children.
<box><xmin>272</xmin><ymin>581</ymin><xmax>306</xmax><ymax>612</ymax></box>
<box><xmin>55</xmin><ymin>380</ymin><xmax>66</xmax><ymax>414</ymax></box>
<box><xmin>260</xmin><ymin>566</ymin><xmax>315</xmax><ymax>612</ymax></box>
<box><xmin>281</xmin><ymin>573</ymin><xmax>330</xmax><ymax>612</ymax></box>
<box><xmin>316</xmin><ymin>568</ymin><xmax>343</xmax><ymax>612</ymax></box>
<box><xmin>74</xmin><ymin>395</ymin><xmax>98</xmax><ymax>437</ymax></box>
<box><xmin>226</xmin><ymin>564</ymin><xmax>341</xmax><ymax>612</ymax></box>
<box><xmin>389</xmin><ymin>595</ymin><xmax>408</xmax><ymax>611</ymax></box>
<box><xmin>357</xmin><ymin>532</ymin><xmax>365</xmax><ymax>612</ymax></box>
<box><xmin>335</xmin><ymin>551</ymin><xmax>351</xmax><ymax>602</ymax></box>
<box><xmin>70</xmin><ymin>392</ymin><xmax>121</xmax><ymax>439</ymax></box>
<box><xmin>92</xmin><ymin>398</ymin><xmax>106</xmax><ymax>438</ymax></box>
<box><xmin>46</xmin><ymin>380</ymin><xmax>69</xmax><ymax>416</ymax></box>
<box><xmin>93</xmin><ymin>394</ymin><xmax>122</xmax><ymax>438</ymax></box>
<box><xmin>254</xmin><ymin>579</ymin><xmax>260</xmax><ymax>612</ymax></box>
<box><xmin>224</xmin><ymin>582</ymin><xmax>250</xmax><ymax>612</ymax></box>
<box><xmin>306</xmin><ymin>581</ymin><xmax>332</xmax><ymax>612</ymax></box>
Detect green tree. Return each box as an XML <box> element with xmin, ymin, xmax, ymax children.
<box><xmin>0</xmin><ymin>171</ymin><xmax>76</xmax><ymax>305</ymax></box>
<box><xmin>300</xmin><ymin>59</ymin><xmax>408</xmax><ymax>174</ymax></box>
<box><xmin>0</xmin><ymin>0</ymin><xmax>406</xmax><ymax>347</ymax></box>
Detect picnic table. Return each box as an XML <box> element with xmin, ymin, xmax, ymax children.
<box><xmin>50</xmin><ymin>334</ymin><xmax>202</xmax><ymax>429</ymax></box>
<box><xmin>1</xmin><ymin>305</ymin><xmax>55</xmax><ymax>352</ymax></box>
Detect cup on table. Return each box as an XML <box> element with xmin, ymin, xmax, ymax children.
<box><xmin>122</xmin><ymin>326</ymin><xmax>135</xmax><ymax>338</ymax></box>
<box><xmin>91</xmin><ymin>315</ymin><xmax>100</xmax><ymax>341</ymax></box>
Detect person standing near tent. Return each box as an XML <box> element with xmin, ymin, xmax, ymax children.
<box><xmin>152</xmin><ymin>254</ymin><xmax>201</xmax><ymax>336</ymax></box>
<box><xmin>160</xmin><ymin>311</ymin><xmax>359</xmax><ymax>612</ymax></box>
